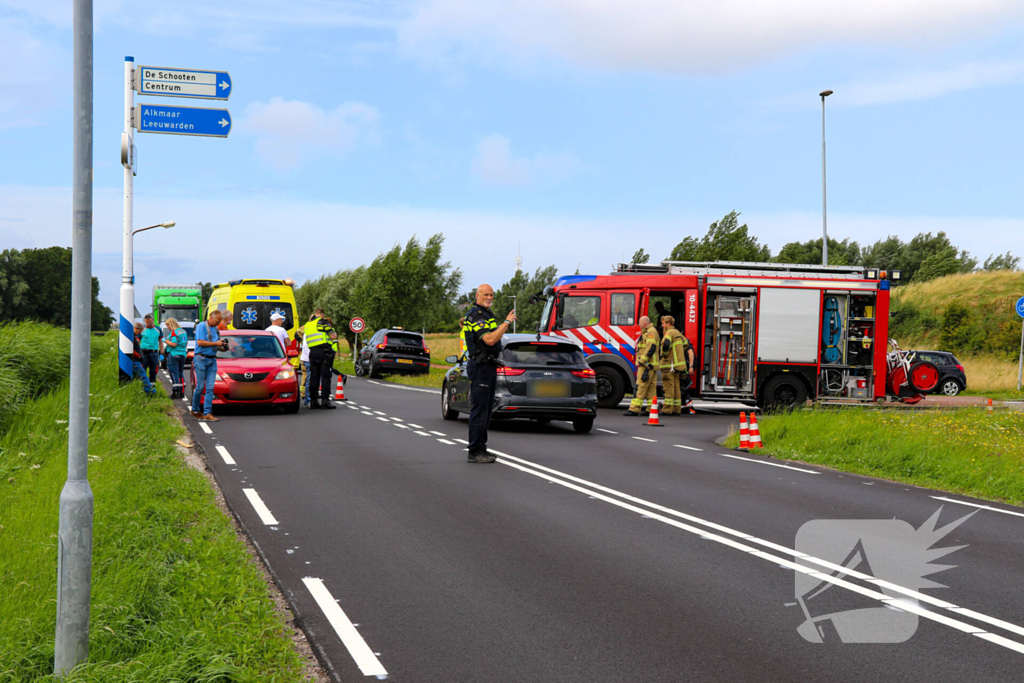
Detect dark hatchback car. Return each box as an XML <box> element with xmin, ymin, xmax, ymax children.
<box><xmin>356</xmin><ymin>328</ymin><xmax>431</xmax><ymax>378</ymax></box>
<box><xmin>909</xmin><ymin>350</ymin><xmax>968</xmax><ymax>396</ymax></box>
<box><xmin>441</xmin><ymin>334</ymin><xmax>598</xmax><ymax>433</ymax></box>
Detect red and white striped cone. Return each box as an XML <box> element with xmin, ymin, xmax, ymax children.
<box><xmin>334</xmin><ymin>375</ymin><xmax>347</xmax><ymax>401</ymax></box>
<box><xmin>748</xmin><ymin>413</ymin><xmax>763</xmax><ymax>449</ymax></box>
<box><xmin>987</xmin><ymin>398</ymin><xmax>993</xmax><ymax>414</ymax></box>
<box><xmin>738</xmin><ymin>411</ymin><xmax>750</xmax><ymax>450</ymax></box>
<box><xmin>645</xmin><ymin>396</ymin><xmax>663</xmax><ymax>427</ymax></box>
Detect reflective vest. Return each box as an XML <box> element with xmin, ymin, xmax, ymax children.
<box><xmin>659</xmin><ymin>328</ymin><xmax>690</xmax><ymax>372</ymax></box>
<box><xmin>459</xmin><ymin>325</ymin><xmax>467</xmax><ymax>354</ymax></box>
<box><xmin>304</xmin><ymin>318</ymin><xmax>334</xmax><ymax>350</ymax></box>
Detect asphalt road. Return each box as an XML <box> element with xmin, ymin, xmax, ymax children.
<box><xmin>164</xmin><ymin>371</ymin><xmax>1024</xmax><ymax>682</ymax></box>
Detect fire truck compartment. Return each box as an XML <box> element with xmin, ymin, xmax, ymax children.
<box><xmin>756</xmin><ymin>288</ymin><xmax>821</xmax><ymax>363</ymax></box>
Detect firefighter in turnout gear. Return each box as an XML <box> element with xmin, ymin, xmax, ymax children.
<box><xmin>624</xmin><ymin>316</ymin><xmax>660</xmax><ymax>416</ymax></box>
<box><xmin>660</xmin><ymin>315</ymin><xmax>696</xmax><ymax>415</ymax></box>
<box><xmin>304</xmin><ymin>308</ymin><xmax>339</xmax><ymax>410</ymax></box>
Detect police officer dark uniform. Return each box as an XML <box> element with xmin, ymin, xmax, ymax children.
<box><xmin>303</xmin><ymin>308</ymin><xmax>339</xmax><ymax>410</ymax></box>
<box><xmin>461</xmin><ymin>284</ymin><xmax>516</xmax><ymax>463</ymax></box>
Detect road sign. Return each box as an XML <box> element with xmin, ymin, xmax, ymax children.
<box><xmin>135</xmin><ymin>103</ymin><xmax>231</xmax><ymax>138</ymax></box>
<box><xmin>350</xmin><ymin>317</ymin><xmax>365</xmax><ymax>334</ymax></box>
<box><xmin>137</xmin><ymin>65</ymin><xmax>231</xmax><ymax>100</ymax></box>
<box><xmin>1016</xmin><ymin>296</ymin><xmax>1024</xmax><ymax>319</ymax></box>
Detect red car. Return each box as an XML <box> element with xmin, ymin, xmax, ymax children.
<box><xmin>190</xmin><ymin>330</ymin><xmax>300</xmax><ymax>413</ymax></box>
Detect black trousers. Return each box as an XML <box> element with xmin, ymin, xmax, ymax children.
<box><xmin>140</xmin><ymin>350</ymin><xmax>159</xmax><ymax>383</ymax></box>
<box><xmin>467</xmin><ymin>360</ymin><xmax>497</xmax><ymax>455</ymax></box>
<box><xmin>308</xmin><ymin>347</ymin><xmax>335</xmax><ymax>404</ymax></box>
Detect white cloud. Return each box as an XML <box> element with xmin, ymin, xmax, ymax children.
<box><xmin>400</xmin><ymin>0</ymin><xmax>1024</xmax><ymax>73</ymax></box>
<box><xmin>240</xmin><ymin>98</ymin><xmax>380</xmax><ymax>169</ymax></box>
<box><xmin>471</xmin><ymin>134</ymin><xmax>579</xmax><ymax>186</ymax></box>
<box><xmin>838</xmin><ymin>61</ymin><xmax>1024</xmax><ymax>106</ymax></box>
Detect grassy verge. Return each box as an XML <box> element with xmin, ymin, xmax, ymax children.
<box><xmin>0</xmin><ymin>322</ymin><xmax>72</xmax><ymax>432</ymax></box>
<box><xmin>724</xmin><ymin>408</ymin><xmax>1024</xmax><ymax>506</ymax></box>
<box><xmin>0</xmin><ymin>334</ymin><xmax>309</xmax><ymax>682</ymax></box>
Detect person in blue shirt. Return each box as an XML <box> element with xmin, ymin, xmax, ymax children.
<box><xmin>192</xmin><ymin>309</ymin><xmax>227</xmax><ymax>421</ymax></box>
<box><xmin>139</xmin><ymin>314</ymin><xmax>163</xmax><ymax>383</ymax></box>
<box><xmin>131</xmin><ymin>322</ymin><xmax>155</xmax><ymax>397</ymax></box>
<box><xmin>164</xmin><ymin>318</ymin><xmax>189</xmax><ymax>399</ymax></box>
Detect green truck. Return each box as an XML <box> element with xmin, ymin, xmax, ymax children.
<box><xmin>152</xmin><ymin>284</ymin><xmax>203</xmax><ymax>325</ymax></box>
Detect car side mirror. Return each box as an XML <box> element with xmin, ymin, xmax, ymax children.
<box><xmin>287</xmin><ymin>347</ymin><xmax>298</xmax><ymax>358</ymax></box>
<box><xmin>445</xmin><ymin>355</ymin><xmax>459</xmax><ymax>364</ymax></box>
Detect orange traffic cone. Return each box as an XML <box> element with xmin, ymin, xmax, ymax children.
<box><xmin>987</xmin><ymin>398</ymin><xmax>993</xmax><ymax>414</ymax></box>
<box><xmin>334</xmin><ymin>375</ymin><xmax>347</xmax><ymax>401</ymax></box>
<box><xmin>748</xmin><ymin>413</ymin><xmax>763</xmax><ymax>449</ymax></box>
<box><xmin>645</xmin><ymin>396</ymin><xmax>663</xmax><ymax>427</ymax></box>
<box><xmin>738</xmin><ymin>412</ymin><xmax>750</xmax><ymax>450</ymax></box>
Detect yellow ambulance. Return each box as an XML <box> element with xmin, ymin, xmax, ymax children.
<box><xmin>205</xmin><ymin>278</ymin><xmax>299</xmax><ymax>360</ymax></box>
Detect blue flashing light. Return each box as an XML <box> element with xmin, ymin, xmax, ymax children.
<box><xmin>554</xmin><ymin>275</ymin><xmax>597</xmax><ymax>288</ymax></box>
<box><xmin>879</xmin><ymin>280</ymin><xmax>891</xmax><ymax>291</ymax></box>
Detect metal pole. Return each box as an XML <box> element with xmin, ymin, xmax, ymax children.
<box><xmin>118</xmin><ymin>57</ymin><xmax>135</xmax><ymax>383</ymax></box>
<box><xmin>55</xmin><ymin>0</ymin><xmax>94</xmax><ymax>673</ymax></box>
<box><xmin>821</xmin><ymin>94</ymin><xmax>829</xmax><ymax>266</ymax></box>
<box><xmin>1017</xmin><ymin>320</ymin><xmax>1023</xmax><ymax>392</ymax></box>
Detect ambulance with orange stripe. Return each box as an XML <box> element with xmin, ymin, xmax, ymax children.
<box><xmin>539</xmin><ymin>261</ymin><xmax>934</xmax><ymax>410</ymax></box>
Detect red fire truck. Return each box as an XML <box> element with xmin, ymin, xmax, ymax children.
<box><xmin>538</xmin><ymin>261</ymin><xmax>936</xmax><ymax>409</ymax></box>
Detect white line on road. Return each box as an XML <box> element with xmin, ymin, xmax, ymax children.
<box><xmin>408</xmin><ymin>424</ymin><xmax>423</xmax><ymax>429</ymax></box>
<box><xmin>453</xmin><ymin>438</ymin><xmax>469</xmax><ymax>444</ymax></box>
<box><xmin>181</xmin><ymin>398</ymin><xmax>189</xmax><ymax>403</ymax></box>
<box><xmin>429</xmin><ymin>430</ymin><xmax>446</xmax><ymax>437</ymax></box>
<box><xmin>390</xmin><ymin>417</ymin><xmax>403</xmax><ymax>422</ymax></box>
<box><xmin>414</xmin><ymin>431</ymin><xmax>431</xmax><ymax>437</ymax></box>
<box><xmin>367</xmin><ymin>380</ymin><xmax>380</xmax><ymax>385</ymax></box>
<box><xmin>215</xmin><ymin>445</ymin><xmax>235</xmax><ymax>465</ymax></box>
<box><xmin>374</xmin><ymin>411</ymin><xmax>387</xmax><ymax>416</ymax></box>
<box><xmin>302</xmin><ymin>578</ymin><xmax>387</xmax><ymax>677</ymax></box>
<box><xmin>596</xmin><ymin>428</ymin><xmax>618</xmax><ymax>434</ymax></box>
<box><xmin>490</xmin><ymin>450</ymin><xmax>1024</xmax><ymax>655</ymax></box>
<box><xmin>631</xmin><ymin>436</ymin><xmax>657</xmax><ymax>443</ymax></box>
<box><xmin>717</xmin><ymin>453</ymin><xmax>819</xmax><ymax>474</ymax></box>
<box><xmin>393</xmin><ymin>424</ymin><xmax>409</xmax><ymax>429</ymax></box>
<box><xmin>199</xmin><ymin>422</ymin><xmax>213</xmax><ymax>434</ymax></box>
<box><xmin>242</xmin><ymin>488</ymin><xmax>278</xmax><ymax>525</ymax></box>
<box><xmin>376</xmin><ymin>417</ymin><xmax>390</xmax><ymax>422</ymax></box>
<box><xmin>931</xmin><ymin>496</ymin><xmax>1024</xmax><ymax>519</ymax></box>
<box><xmin>674</xmin><ymin>445</ymin><xmax>702</xmax><ymax>451</ymax></box>
<box><xmin>437</xmin><ymin>439</ymin><xmax>455</xmax><ymax>445</ymax></box>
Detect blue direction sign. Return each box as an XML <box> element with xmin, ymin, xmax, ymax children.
<box><xmin>137</xmin><ymin>65</ymin><xmax>231</xmax><ymax>100</ymax></box>
<box><xmin>135</xmin><ymin>103</ymin><xmax>231</xmax><ymax>138</ymax></box>
<box><xmin>1016</xmin><ymin>296</ymin><xmax>1024</xmax><ymax>319</ymax></box>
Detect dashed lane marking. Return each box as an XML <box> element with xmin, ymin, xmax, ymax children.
<box><xmin>199</xmin><ymin>422</ymin><xmax>213</xmax><ymax>434</ymax></box>
<box><xmin>453</xmin><ymin>438</ymin><xmax>468</xmax><ymax>445</ymax></box>
<box><xmin>376</xmin><ymin>417</ymin><xmax>390</xmax><ymax>422</ymax></box>
<box><xmin>429</xmin><ymin>431</ymin><xmax>446</xmax><ymax>437</ymax></box>
<box><xmin>242</xmin><ymin>488</ymin><xmax>278</xmax><ymax>525</ymax></box>
<box><xmin>437</xmin><ymin>438</ymin><xmax>455</xmax><ymax>445</ymax></box>
<box><xmin>408</xmin><ymin>423</ymin><xmax>423</xmax><ymax>429</ymax></box>
<box><xmin>632</xmin><ymin>436</ymin><xmax>657</xmax><ymax>443</ymax></box>
<box><xmin>414</xmin><ymin>431</ymin><xmax>431</xmax><ymax>437</ymax></box>
<box><xmin>931</xmin><ymin>496</ymin><xmax>1024</xmax><ymax>519</ymax></box>
<box><xmin>302</xmin><ymin>578</ymin><xmax>388</xmax><ymax>677</ymax></box>
<box><xmin>596</xmin><ymin>428</ymin><xmax>618</xmax><ymax>434</ymax></box>
<box><xmin>394</xmin><ymin>424</ymin><xmax>410</xmax><ymax>429</ymax></box>
<box><xmin>215</xmin><ymin>445</ymin><xmax>235</xmax><ymax>465</ymax></box>
<box><xmin>390</xmin><ymin>417</ymin><xmax>403</xmax><ymax>422</ymax></box>
<box><xmin>717</xmin><ymin>452</ymin><xmax>819</xmax><ymax>474</ymax></box>
<box><xmin>674</xmin><ymin>445</ymin><xmax>702</xmax><ymax>451</ymax></box>
<box><xmin>374</xmin><ymin>411</ymin><xmax>387</xmax><ymax>416</ymax></box>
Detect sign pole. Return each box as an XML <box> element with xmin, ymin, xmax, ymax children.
<box><xmin>55</xmin><ymin>0</ymin><xmax>94</xmax><ymax>672</ymax></box>
<box><xmin>118</xmin><ymin>56</ymin><xmax>135</xmax><ymax>384</ymax></box>
<box><xmin>1017</xmin><ymin>319</ymin><xmax>1023</xmax><ymax>393</ymax></box>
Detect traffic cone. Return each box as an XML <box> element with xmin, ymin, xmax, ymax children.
<box><xmin>738</xmin><ymin>412</ymin><xmax>750</xmax><ymax>450</ymax></box>
<box><xmin>748</xmin><ymin>413</ymin><xmax>763</xmax><ymax>449</ymax></box>
<box><xmin>645</xmin><ymin>396</ymin><xmax>663</xmax><ymax>427</ymax></box>
<box><xmin>334</xmin><ymin>375</ymin><xmax>347</xmax><ymax>401</ymax></box>
<box><xmin>987</xmin><ymin>398</ymin><xmax>993</xmax><ymax>414</ymax></box>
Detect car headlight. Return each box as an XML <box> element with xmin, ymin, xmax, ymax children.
<box><xmin>216</xmin><ymin>373</ymin><xmax>228</xmax><ymax>382</ymax></box>
<box><xmin>275</xmin><ymin>369</ymin><xmax>295</xmax><ymax>380</ymax></box>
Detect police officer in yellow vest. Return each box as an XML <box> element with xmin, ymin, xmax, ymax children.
<box><xmin>304</xmin><ymin>308</ymin><xmax>339</xmax><ymax>410</ymax></box>
<box><xmin>624</xmin><ymin>316</ymin><xmax>660</xmax><ymax>416</ymax></box>
<box><xmin>660</xmin><ymin>315</ymin><xmax>696</xmax><ymax>415</ymax></box>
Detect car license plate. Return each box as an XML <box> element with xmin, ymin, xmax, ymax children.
<box><xmin>230</xmin><ymin>384</ymin><xmax>268</xmax><ymax>399</ymax></box>
<box><xmin>396</xmin><ymin>359</ymin><xmax>413</xmax><ymax>364</ymax></box>
<box><xmin>528</xmin><ymin>380</ymin><xmax>569</xmax><ymax>398</ymax></box>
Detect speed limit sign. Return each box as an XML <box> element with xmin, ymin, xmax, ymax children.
<box><xmin>349</xmin><ymin>317</ymin><xmax>365</xmax><ymax>334</ymax></box>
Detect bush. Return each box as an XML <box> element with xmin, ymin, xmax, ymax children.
<box><xmin>939</xmin><ymin>301</ymin><xmax>983</xmax><ymax>355</ymax></box>
<box><xmin>888</xmin><ymin>299</ymin><xmax>939</xmax><ymax>342</ymax></box>
<box><xmin>0</xmin><ymin>321</ymin><xmax>72</xmax><ymax>432</ymax></box>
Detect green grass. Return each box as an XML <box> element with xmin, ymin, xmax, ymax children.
<box><xmin>331</xmin><ymin>355</ymin><xmax>447</xmax><ymax>389</ymax></box>
<box><xmin>0</xmin><ymin>334</ymin><xmax>309</xmax><ymax>682</ymax></box>
<box><xmin>0</xmin><ymin>322</ymin><xmax>72</xmax><ymax>432</ymax></box>
<box><xmin>725</xmin><ymin>408</ymin><xmax>1024</xmax><ymax>506</ymax></box>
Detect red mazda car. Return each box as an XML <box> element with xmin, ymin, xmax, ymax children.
<box><xmin>190</xmin><ymin>330</ymin><xmax>300</xmax><ymax>413</ymax></box>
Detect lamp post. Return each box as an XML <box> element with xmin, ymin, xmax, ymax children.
<box><xmin>509</xmin><ymin>295</ymin><xmax>517</xmax><ymax>333</ymax></box>
<box><xmin>820</xmin><ymin>89</ymin><xmax>833</xmax><ymax>266</ymax></box>
<box><xmin>118</xmin><ymin>221</ymin><xmax>174</xmax><ymax>383</ymax></box>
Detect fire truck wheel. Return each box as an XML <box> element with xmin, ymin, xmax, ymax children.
<box><xmin>762</xmin><ymin>374</ymin><xmax>808</xmax><ymax>411</ymax></box>
<box><xmin>594</xmin><ymin>366</ymin><xmax>626</xmax><ymax>409</ymax></box>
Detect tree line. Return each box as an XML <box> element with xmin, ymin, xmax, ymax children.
<box><xmin>0</xmin><ymin>247</ymin><xmax>113</xmax><ymax>331</ymax></box>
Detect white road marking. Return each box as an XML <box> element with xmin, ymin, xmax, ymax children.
<box><xmin>931</xmin><ymin>496</ymin><xmax>1024</xmax><ymax>519</ymax></box>
<box><xmin>408</xmin><ymin>424</ymin><xmax>423</xmax><ymax>429</ymax></box>
<box><xmin>453</xmin><ymin>438</ymin><xmax>469</xmax><ymax>445</ymax></box>
<box><xmin>596</xmin><ymin>428</ymin><xmax>618</xmax><ymax>434</ymax></box>
<box><xmin>390</xmin><ymin>417</ymin><xmax>403</xmax><ymax>422</ymax></box>
<box><xmin>302</xmin><ymin>578</ymin><xmax>387</xmax><ymax>677</ymax></box>
<box><xmin>437</xmin><ymin>439</ymin><xmax>455</xmax><ymax>445</ymax></box>
<box><xmin>632</xmin><ymin>436</ymin><xmax>657</xmax><ymax>443</ymax></box>
<box><xmin>428</xmin><ymin>430</ymin><xmax>446</xmax><ymax>437</ymax></box>
<box><xmin>376</xmin><ymin>382</ymin><xmax>439</xmax><ymax>395</ymax></box>
<box><xmin>367</xmin><ymin>380</ymin><xmax>381</xmax><ymax>385</ymax></box>
<box><xmin>394</xmin><ymin>424</ymin><xmax>410</xmax><ymax>429</ymax></box>
<box><xmin>242</xmin><ymin>488</ymin><xmax>278</xmax><ymax>525</ymax></box>
<box><xmin>374</xmin><ymin>411</ymin><xmax>387</xmax><ymax>416</ymax></box>
<box><xmin>348</xmin><ymin>401</ymin><xmax>358</xmax><ymax>405</ymax></box>
<box><xmin>376</xmin><ymin>417</ymin><xmax>390</xmax><ymax>422</ymax></box>
<box><xmin>489</xmin><ymin>449</ymin><xmax>1024</xmax><ymax>654</ymax></box>
<box><xmin>214</xmin><ymin>445</ymin><xmax>235</xmax><ymax>465</ymax></box>
<box><xmin>674</xmin><ymin>445</ymin><xmax>702</xmax><ymax>451</ymax></box>
<box><xmin>414</xmin><ymin>431</ymin><xmax>431</xmax><ymax>437</ymax></box>
<box><xmin>181</xmin><ymin>398</ymin><xmax>189</xmax><ymax>403</ymax></box>
<box><xmin>717</xmin><ymin>452</ymin><xmax>819</xmax><ymax>474</ymax></box>
<box><xmin>199</xmin><ymin>422</ymin><xmax>213</xmax><ymax>434</ymax></box>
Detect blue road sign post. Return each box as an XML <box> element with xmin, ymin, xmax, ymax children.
<box><xmin>137</xmin><ymin>65</ymin><xmax>231</xmax><ymax>100</ymax></box>
<box><xmin>1016</xmin><ymin>296</ymin><xmax>1024</xmax><ymax>392</ymax></box>
<box><xmin>135</xmin><ymin>103</ymin><xmax>231</xmax><ymax>138</ymax></box>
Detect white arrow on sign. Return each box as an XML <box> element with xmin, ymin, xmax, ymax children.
<box><xmin>220</xmin><ymin>81</ymin><xmax>229</xmax><ymax>90</ymax></box>
<box><xmin>219</xmin><ymin>118</ymin><xmax>230</xmax><ymax>127</ymax></box>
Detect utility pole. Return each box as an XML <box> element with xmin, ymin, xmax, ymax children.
<box><xmin>55</xmin><ymin>0</ymin><xmax>94</xmax><ymax>674</ymax></box>
<box><xmin>820</xmin><ymin>90</ymin><xmax>833</xmax><ymax>266</ymax></box>
<box><xmin>118</xmin><ymin>57</ymin><xmax>136</xmax><ymax>383</ymax></box>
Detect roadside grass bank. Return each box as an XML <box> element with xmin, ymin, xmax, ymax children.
<box><xmin>959</xmin><ymin>355</ymin><xmax>1023</xmax><ymax>400</ymax></box>
<box><xmin>725</xmin><ymin>408</ymin><xmax>1024</xmax><ymax>506</ymax></box>
<box><xmin>0</xmin><ymin>322</ymin><xmax>72</xmax><ymax>432</ymax></box>
<box><xmin>0</xmin><ymin>334</ymin><xmax>309</xmax><ymax>682</ymax></box>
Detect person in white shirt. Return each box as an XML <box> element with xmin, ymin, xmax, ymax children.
<box><xmin>299</xmin><ymin>321</ymin><xmax>312</xmax><ymax>407</ymax></box>
<box><xmin>266</xmin><ymin>312</ymin><xmax>290</xmax><ymax>353</ymax></box>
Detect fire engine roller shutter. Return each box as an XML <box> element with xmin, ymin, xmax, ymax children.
<box><xmin>756</xmin><ymin>287</ymin><xmax>820</xmax><ymax>363</ymax></box>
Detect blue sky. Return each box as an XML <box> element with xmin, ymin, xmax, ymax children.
<box><xmin>3</xmin><ymin>0</ymin><xmax>1024</xmax><ymax>316</ymax></box>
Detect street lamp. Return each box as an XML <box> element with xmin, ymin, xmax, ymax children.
<box><xmin>509</xmin><ymin>295</ymin><xmax>517</xmax><ymax>333</ymax></box>
<box><xmin>118</xmin><ymin>219</ymin><xmax>174</xmax><ymax>383</ymax></box>
<box><xmin>820</xmin><ymin>89</ymin><xmax>833</xmax><ymax>266</ymax></box>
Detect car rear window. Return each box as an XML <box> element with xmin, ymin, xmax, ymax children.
<box><xmin>502</xmin><ymin>342</ymin><xmax>585</xmax><ymax>366</ymax></box>
<box><xmin>387</xmin><ymin>333</ymin><xmax>423</xmax><ymax>347</ymax></box>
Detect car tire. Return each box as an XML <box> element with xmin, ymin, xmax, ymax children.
<box><xmin>369</xmin><ymin>360</ymin><xmax>382</xmax><ymax>379</ymax></box>
<box><xmin>762</xmin><ymin>374</ymin><xmax>808</xmax><ymax>411</ymax></box>
<box><xmin>355</xmin><ymin>361</ymin><xmax>365</xmax><ymax>377</ymax></box>
<box><xmin>940</xmin><ymin>379</ymin><xmax>963</xmax><ymax>397</ymax></box>
<box><xmin>595</xmin><ymin>366</ymin><xmax>626</xmax><ymax>409</ymax></box>
<box><xmin>441</xmin><ymin>383</ymin><xmax>459</xmax><ymax>420</ymax></box>
<box><xmin>572</xmin><ymin>417</ymin><xmax>594</xmax><ymax>434</ymax></box>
